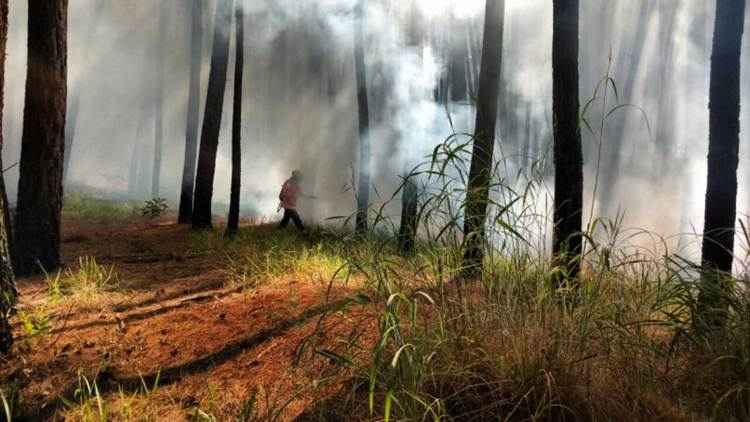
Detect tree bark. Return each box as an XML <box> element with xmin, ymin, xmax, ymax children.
<box><xmin>461</xmin><ymin>0</ymin><xmax>505</xmax><ymax>277</ymax></box>
<box><xmin>354</xmin><ymin>0</ymin><xmax>371</xmax><ymax>234</ymax></box>
<box><xmin>552</xmin><ymin>0</ymin><xmax>583</xmax><ymax>281</ymax></box>
<box><xmin>698</xmin><ymin>0</ymin><xmax>746</xmax><ymax>327</ymax></box>
<box><xmin>0</xmin><ymin>0</ymin><xmax>16</xmax><ymax>356</ymax></box>
<box><xmin>226</xmin><ymin>2</ymin><xmax>244</xmax><ymax>238</ymax></box>
<box><xmin>178</xmin><ymin>0</ymin><xmax>204</xmax><ymax>224</ymax></box>
<box><xmin>192</xmin><ymin>0</ymin><xmax>234</xmax><ymax>230</ymax></box>
<box><xmin>399</xmin><ymin>176</ymin><xmax>419</xmax><ymax>256</ymax></box>
<box><xmin>14</xmin><ymin>0</ymin><xmax>68</xmax><ymax>277</ymax></box>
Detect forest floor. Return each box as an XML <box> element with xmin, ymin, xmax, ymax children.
<box><xmin>2</xmin><ymin>195</ymin><xmax>742</xmax><ymax>422</ymax></box>
<box><xmin>1</xmin><ymin>210</ymin><xmax>378</xmax><ymax>421</ymax></box>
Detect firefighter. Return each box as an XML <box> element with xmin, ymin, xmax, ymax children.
<box><xmin>278</xmin><ymin>170</ymin><xmax>307</xmax><ymax>231</ymax></box>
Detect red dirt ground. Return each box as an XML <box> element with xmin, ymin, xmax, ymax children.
<box><xmin>1</xmin><ymin>220</ymin><xmax>378</xmax><ymax>421</ymax></box>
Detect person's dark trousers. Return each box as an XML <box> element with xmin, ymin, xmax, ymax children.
<box><xmin>280</xmin><ymin>208</ymin><xmax>305</xmax><ymax>231</ymax></box>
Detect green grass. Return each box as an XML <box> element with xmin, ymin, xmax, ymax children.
<box><xmin>46</xmin><ymin>256</ymin><xmax>120</xmax><ymax>303</ymax></box>
<box><xmin>37</xmin><ymin>163</ymin><xmax>750</xmax><ymax>421</ymax></box>
<box><xmin>63</xmin><ymin>193</ymin><xmax>140</xmax><ymax>224</ymax></box>
<box><xmin>285</xmin><ymin>137</ymin><xmax>750</xmax><ymax>421</ymax></box>
<box><xmin>190</xmin><ymin>224</ymin><xmax>364</xmax><ymax>288</ymax></box>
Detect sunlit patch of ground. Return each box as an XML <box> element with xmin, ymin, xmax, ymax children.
<box><xmin>2</xmin><ymin>196</ymin><xmax>747</xmax><ymax>421</ymax></box>
<box><xmin>2</xmin><ymin>212</ymin><xmax>379</xmax><ymax>421</ymax></box>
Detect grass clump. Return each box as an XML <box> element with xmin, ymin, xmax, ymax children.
<box><xmin>192</xmin><ymin>224</ymin><xmax>355</xmax><ymax>288</ymax></box>
<box><xmin>47</xmin><ymin>256</ymin><xmax>119</xmax><ymax>302</ymax></box>
<box><xmin>17</xmin><ymin>306</ymin><xmax>53</xmax><ymax>338</ymax></box>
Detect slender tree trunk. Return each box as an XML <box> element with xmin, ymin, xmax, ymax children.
<box><xmin>448</xmin><ymin>17</ymin><xmax>468</xmax><ymax>102</ymax></box>
<box><xmin>462</xmin><ymin>0</ymin><xmax>505</xmax><ymax>277</ymax></box>
<box><xmin>192</xmin><ymin>0</ymin><xmax>234</xmax><ymax>229</ymax></box>
<box><xmin>14</xmin><ymin>0</ymin><xmax>68</xmax><ymax>277</ymax></box>
<box><xmin>698</xmin><ymin>0</ymin><xmax>746</xmax><ymax>328</ymax></box>
<box><xmin>552</xmin><ymin>0</ymin><xmax>583</xmax><ymax>281</ymax></box>
<box><xmin>128</xmin><ymin>141</ymin><xmax>140</xmax><ymax>196</ymax></box>
<box><xmin>226</xmin><ymin>2</ymin><xmax>244</xmax><ymax>238</ymax></box>
<box><xmin>0</xmin><ymin>0</ymin><xmax>16</xmax><ymax>356</ymax></box>
<box><xmin>152</xmin><ymin>3</ymin><xmax>166</xmax><ymax>199</ymax></box>
<box><xmin>521</xmin><ymin>102</ymin><xmax>531</xmax><ymax>173</ymax></box>
<box><xmin>178</xmin><ymin>0</ymin><xmax>204</xmax><ymax>224</ymax></box>
<box><xmin>354</xmin><ymin>0</ymin><xmax>371</xmax><ymax>234</ymax></box>
<box><xmin>466</xmin><ymin>24</ymin><xmax>478</xmax><ymax>100</ymax></box>
<box><xmin>399</xmin><ymin>176</ymin><xmax>419</xmax><ymax>256</ymax></box>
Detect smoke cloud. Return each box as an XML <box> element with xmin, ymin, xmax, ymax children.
<box><xmin>2</xmin><ymin>0</ymin><xmax>749</xmax><ymax>260</ymax></box>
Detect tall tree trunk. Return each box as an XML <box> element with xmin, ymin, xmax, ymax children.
<box><xmin>14</xmin><ymin>0</ymin><xmax>68</xmax><ymax>277</ymax></box>
<box><xmin>462</xmin><ymin>0</ymin><xmax>505</xmax><ymax>277</ymax></box>
<box><xmin>521</xmin><ymin>102</ymin><xmax>531</xmax><ymax>174</ymax></box>
<box><xmin>448</xmin><ymin>16</ymin><xmax>468</xmax><ymax>102</ymax></box>
<box><xmin>354</xmin><ymin>0</ymin><xmax>371</xmax><ymax>234</ymax></box>
<box><xmin>226</xmin><ymin>2</ymin><xmax>244</xmax><ymax>238</ymax></box>
<box><xmin>698</xmin><ymin>0</ymin><xmax>746</xmax><ymax>327</ymax></box>
<box><xmin>152</xmin><ymin>3</ymin><xmax>166</xmax><ymax>199</ymax></box>
<box><xmin>192</xmin><ymin>0</ymin><xmax>234</xmax><ymax>229</ymax></box>
<box><xmin>178</xmin><ymin>0</ymin><xmax>204</xmax><ymax>224</ymax></box>
<box><xmin>0</xmin><ymin>0</ymin><xmax>16</xmax><ymax>356</ymax></box>
<box><xmin>128</xmin><ymin>141</ymin><xmax>140</xmax><ymax>196</ymax></box>
<box><xmin>552</xmin><ymin>0</ymin><xmax>583</xmax><ymax>281</ymax></box>
<box><xmin>399</xmin><ymin>176</ymin><xmax>418</xmax><ymax>256</ymax></box>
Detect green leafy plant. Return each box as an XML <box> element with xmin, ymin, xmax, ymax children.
<box><xmin>17</xmin><ymin>308</ymin><xmax>52</xmax><ymax>337</ymax></box>
<box><xmin>141</xmin><ymin>197</ymin><xmax>169</xmax><ymax>219</ymax></box>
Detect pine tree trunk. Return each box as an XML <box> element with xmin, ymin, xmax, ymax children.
<box><xmin>226</xmin><ymin>2</ymin><xmax>244</xmax><ymax>238</ymax></box>
<box><xmin>152</xmin><ymin>3</ymin><xmax>166</xmax><ymax>199</ymax></box>
<box><xmin>521</xmin><ymin>102</ymin><xmax>531</xmax><ymax>173</ymax></box>
<box><xmin>0</xmin><ymin>0</ymin><xmax>16</xmax><ymax>356</ymax></box>
<box><xmin>552</xmin><ymin>0</ymin><xmax>583</xmax><ymax>281</ymax></box>
<box><xmin>462</xmin><ymin>0</ymin><xmax>505</xmax><ymax>277</ymax></box>
<box><xmin>398</xmin><ymin>176</ymin><xmax>419</xmax><ymax>256</ymax></box>
<box><xmin>128</xmin><ymin>141</ymin><xmax>140</xmax><ymax>196</ymax></box>
<box><xmin>698</xmin><ymin>0</ymin><xmax>746</xmax><ymax>327</ymax></box>
<box><xmin>192</xmin><ymin>0</ymin><xmax>234</xmax><ymax>230</ymax></box>
<box><xmin>178</xmin><ymin>0</ymin><xmax>204</xmax><ymax>224</ymax></box>
<box><xmin>14</xmin><ymin>0</ymin><xmax>68</xmax><ymax>277</ymax></box>
<box><xmin>354</xmin><ymin>0</ymin><xmax>371</xmax><ymax>234</ymax></box>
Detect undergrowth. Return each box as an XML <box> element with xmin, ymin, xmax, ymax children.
<box><xmin>190</xmin><ymin>225</ymin><xmax>359</xmax><ymax>288</ymax></box>
<box><xmin>46</xmin><ymin>256</ymin><xmax>120</xmax><ymax>303</ymax></box>
<box><xmin>63</xmin><ymin>193</ymin><xmax>140</xmax><ymax>224</ymax></box>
